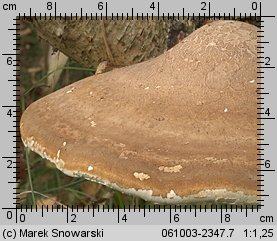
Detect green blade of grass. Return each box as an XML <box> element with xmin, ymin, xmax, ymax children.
<box><xmin>114</xmin><ymin>191</ymin><xmax>124</xmax><ymax>208</ymax></box>
<box><xmin>42</xmin><ymin>178</ymin><xmax>86</xmax><ymax>194</ymax></box>
<box><xmin>24</xmin><ymin>66</ymin><xmax>95</xmax><ymax>96</ymax></box>
<box><xmin>20</xmin><ymin>95</ymin><xmax>26</xmax><ymax>113</ymax></box>
<box><xmin>25</xmin><ymin>147</ymin><xmax>36</xmax><ymax>206</ymax></box>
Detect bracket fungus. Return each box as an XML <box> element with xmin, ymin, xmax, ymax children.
<box><xmin>20</xmin><ymin>21</ymin><xmax>259</xmax><ymax>205</ymax></box>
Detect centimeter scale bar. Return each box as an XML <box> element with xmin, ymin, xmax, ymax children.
<box><xmin>0</xmin><ymin>2</ymin><xmax>275</xmax><ymax>234</ymax></box>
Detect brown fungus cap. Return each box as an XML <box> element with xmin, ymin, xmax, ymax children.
<box><xmin>20</xmin><ymin>20</ymin><xmax>259</xmax><ymax>205</ymax></box>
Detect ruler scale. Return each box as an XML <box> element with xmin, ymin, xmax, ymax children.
<box><xmin>0</xmin><ymin>0</ymin><xmax>276</xmax><ymax>240</ymax></box>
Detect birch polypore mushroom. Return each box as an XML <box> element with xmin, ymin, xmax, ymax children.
<box><xmin>20</xmin><ymin>20</ymin><xmax>259</xmax><ymax>205</ymax></box>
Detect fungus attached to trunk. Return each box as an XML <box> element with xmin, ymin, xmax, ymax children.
<box><xmin>20</xmin><ymin>20</ymin><xmax>259</xmax><ymax>205</ymax></box>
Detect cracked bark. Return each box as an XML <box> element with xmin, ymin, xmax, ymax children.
<box><xmin>29</xmin><ymin>18</ymin><xmax>203</xmax><ymax>68</ymax></box>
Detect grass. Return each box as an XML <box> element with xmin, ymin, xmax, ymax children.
<box><xmin>23</xmin><ymin>66</ymin><xmax>95</xmax><ymax>96</ymax></box>
<box><xmin>24</xmin><ymin>148</ymin><xmax>36</xmax><ymax>206</ymax></box>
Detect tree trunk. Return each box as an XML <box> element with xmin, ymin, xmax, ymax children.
<box><xmin>30</xmin><ymin>18</ymin><xmax>202</xmax><ymax>68</ymax></box>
